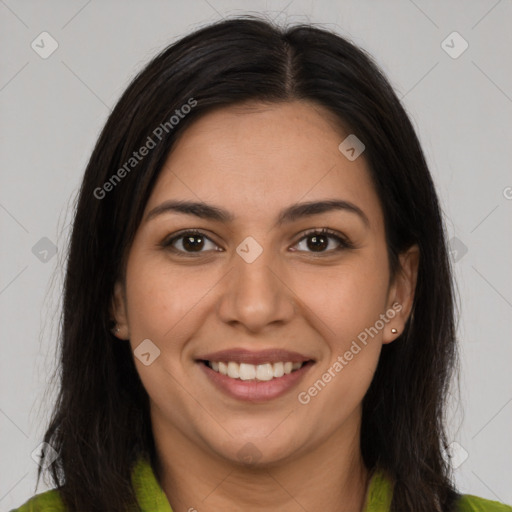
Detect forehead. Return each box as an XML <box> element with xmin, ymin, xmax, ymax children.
<box><xmin>145</xmin><ymin>101</ymin><xmax>383</xmax><ymax>232</ymax></box>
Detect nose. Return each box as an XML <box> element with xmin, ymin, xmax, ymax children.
<box><xmin>216</xmin><ymin>245</ymin><xmax>296</xmax><ymax>333</ymax></box>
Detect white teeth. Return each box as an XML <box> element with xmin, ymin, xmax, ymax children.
<box><xmin>273</xmin><ymin>361</ymin><xmax>284</xmax><ymax>378</ymax></box>
<box><xmin>239</xmin><ymin>363</ymin><xmax>256</xmax><ymax>380</ymax></box>
<box><xmin>208</xmin><ymin>360</ymin><xmax>305</xmax><ymax>380</ymax></box>
<box><xmin>256</xmin><ymin>363</ymin><xmax>274</xmax><ymax>381</ymax></box>
<box><xmin>227</xmin><ymin>361</ymin><xmax>239</xmax><ymax>379</ymax></box>
<box><xmin>218</xmin><ymin>362</ymin><xmax>228</xmax><ymax>376</ymax></box>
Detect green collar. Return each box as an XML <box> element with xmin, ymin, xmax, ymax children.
<box><xmin>131</xmin><ymin>457</ymin><xmax>393</xmax><ymax>511</ymax></box>
<box><xmin>130</xmin><ymin>457</ymin><xmax>173</xmax><ymax>512</ymax></box>
<box><xmin>13</xmin><ymin>454</ymin><xmax>512</xmax><ymax>510</ymax></box>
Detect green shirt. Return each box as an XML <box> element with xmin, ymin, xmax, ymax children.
<box><xmin>9</xmin><ymin>457</ymin><xmax>512</xmax><ymax>511</ymax></box>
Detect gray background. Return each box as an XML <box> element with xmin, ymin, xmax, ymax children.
<box><xmin>1</xmin><ymin>0</ymin><xmax>511</xmax><ymax>509</ymax></box>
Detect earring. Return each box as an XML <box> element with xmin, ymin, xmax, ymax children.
<box><xmin>111</xmin><ymin>326</ymin><xmax>120</xmax><ymax>334</ymax></box>
<box><xmin>391</xmin><ymin>328</ymin><xmax>398</xmax><ymax>334</ymax></box>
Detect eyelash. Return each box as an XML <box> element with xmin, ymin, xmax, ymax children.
<box><xmin>161</xmin><ymin>228</ymin><xmax>354</xmax><ymax>257</ymax></box>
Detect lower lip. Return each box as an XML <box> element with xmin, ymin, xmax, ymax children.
<box><xmin>198</xmin><ymin>361</ymin><xmax>314</xmax><ymax>402</ymax></box>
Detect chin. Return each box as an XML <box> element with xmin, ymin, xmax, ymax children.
<box><xmin>211</xmin><ymin>431</ymin><xmax>305</xmax><ymax>469</ymax></box>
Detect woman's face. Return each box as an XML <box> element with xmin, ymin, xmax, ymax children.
<box><xmin>113</xmin><ymin>100</ymin><xmax>418</xmax><ymax>467</ymax></box>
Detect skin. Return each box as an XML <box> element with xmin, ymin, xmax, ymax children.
<box><xmin>112</xmin><ymin>100</ymin><xmax>419</xmax><ymax>512</ymax></box>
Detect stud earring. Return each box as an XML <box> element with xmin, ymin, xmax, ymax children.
<box><xmin>391</xmin><ymin>328</ymin><xmax>398</xmax><ymax>334</ymax></box>
<box><xmin>111</xmin><ymin>326</ymin><xmax>120</xmax><ymax>334</ymax></box>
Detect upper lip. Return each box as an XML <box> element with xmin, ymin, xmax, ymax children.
<box><xmin>196</xmin><ymin>348</ymin><xmax>315</xmax><ymax>365</ymax></box>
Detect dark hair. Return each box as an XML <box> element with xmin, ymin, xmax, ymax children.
<box><xmin>37</xmin><ymin>15</ymin><xmax>460</xmax><ymax>512</ymax></box>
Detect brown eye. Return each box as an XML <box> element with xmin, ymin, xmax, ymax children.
<box><xmin>162</xmin><ymin>227</ymin><xmax>353</xmax><ymax>258</ymax></box>
<box><xmin>181</xmin><ymin>233</ymin><xmax>206</xmax><ymax>252</ymax></box>
<box><xmin>292</xmin><ymin>229</ymin><xmax>354</xmax><ymax>254</ymax></box>
<box><xmin>162</xmin><ymin>230</ymin><xmax>220</xmax><ymax>255</ymax></box>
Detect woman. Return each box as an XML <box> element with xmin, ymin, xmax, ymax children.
<box><xmin>10</xmin><ymin>16</ymin><xmax>512</xmax><ymax>512</ymax></box>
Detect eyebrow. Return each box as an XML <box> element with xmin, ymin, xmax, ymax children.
<box><xmin>145</xmin><ymin>198</ymin><xmax>370</xmax><ymax>228</ymax></box>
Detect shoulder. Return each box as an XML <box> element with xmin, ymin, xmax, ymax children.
<box><xmin>8</xmin><ymin>488</ymin><xmax>66</xmax><ymax>512</ymax></box>
<box><xmin>368</xmin><ymin>467</ymin><xmax>512</xmax><ymax>512</ymax></box>
<box><xmin>456</xmin><ymin>493</ymin><xmax>512</xmax><ymax>512</ymax></box>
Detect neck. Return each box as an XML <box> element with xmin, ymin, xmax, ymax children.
<box><xmin>152</xmin><ymin>409</ymin><xmax>371</xmax><ymax>512</ymax></box>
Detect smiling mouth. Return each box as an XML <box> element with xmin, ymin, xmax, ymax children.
<box><xmin>199</xmin><ymin>360</ymin><xmax>313</xmax><ymax>381</ymax></box>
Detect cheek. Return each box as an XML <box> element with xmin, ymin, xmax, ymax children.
<box><xmin>297</xmin><ymin>344</ymin><xmax>381</xmax><ymax>440</ymax></box>
<box><xmin>124</xmin><ymin>252</ymin><xmax>210</xmax><ymax>342</ymax></box>
<box><xmin>297</xmin><ymin>255</ymin><xmax>390</xmax><ymax>345</ymax></box>
<box><xmin>306</xmin><ymin>252</ymin><xmax>389</xmax><ymax>415</ymax></box>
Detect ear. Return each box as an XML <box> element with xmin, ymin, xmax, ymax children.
<box><xmin>382</xmin><ymin>244</ymin><xmax>420</xmax><ymax>344</ymax></box>
<box><xmin>110</xmin><ymin>280</ymin><xmax>130</xmax><ymax>339</ymax></box>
